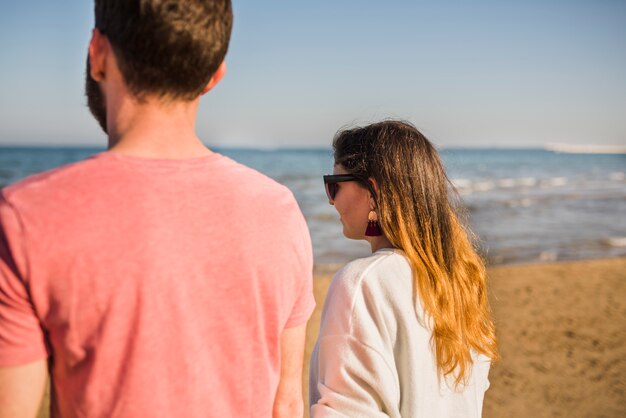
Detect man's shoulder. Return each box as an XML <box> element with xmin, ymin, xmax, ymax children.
<box><xmin>217</xmin><ymin>154</ymin><xmax>287</xmax><ymax>189</ymax></box>
<box><xmin>2</xmin><ymin>155</ymin><xmax>104</xmax><ymax>203</ymax></box>
<box><xmin>215</xmin><ymin>154</ymin><xmax>297</xmax><ymax>208</ymax></box>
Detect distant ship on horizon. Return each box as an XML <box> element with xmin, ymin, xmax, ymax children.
<box><xmin>545</xmin><ymin>143</ymin><xmax>626</xmax><ymax>154</ymax></box>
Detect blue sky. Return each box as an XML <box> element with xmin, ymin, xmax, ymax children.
<box><xmin>0</xmin><ymin>1</ymin><xmax>625</xmax><ymax>148</ymax></box>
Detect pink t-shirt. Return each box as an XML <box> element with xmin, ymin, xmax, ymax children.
<box><xmin>0</xmin><ymin>152</ymin><xmax>315</xmax><ymax>418</ymax></box>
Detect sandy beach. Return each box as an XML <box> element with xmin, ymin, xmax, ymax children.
<box><xmin>36</xmin><ymin>257</ymin><xmax>625</xmax><ymax>417</ymax></box>
<box><xmin>304</xmin><ymin>257</ymin><xmax>626</xmax><ymax>418</ymax></box>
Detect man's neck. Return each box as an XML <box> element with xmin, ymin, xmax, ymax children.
<box><xmin>106</xmin><ymin>95</ymin><xmax>211</xmax><ymax>159</ymax></box>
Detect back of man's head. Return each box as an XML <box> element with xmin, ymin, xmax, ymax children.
<box><xmin>94</xmin><ymin>0</ymin><xmax>232</xmax><ymax>101</ymax></box>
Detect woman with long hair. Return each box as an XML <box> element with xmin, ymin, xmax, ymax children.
<box><xmin>309</xmin><ymin>120</ymin><xmax>498</xmax><ymax>417</ymax></box>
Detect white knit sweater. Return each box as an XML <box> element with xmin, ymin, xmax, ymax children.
<box><xmin>309</xmin><ymin>248</ymin><xmax>491</xmax><ymax>417</ymax></box>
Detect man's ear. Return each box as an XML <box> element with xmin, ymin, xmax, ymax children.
<box><xmin>88</xmin><ymin>28</ymin><xmax>108</xmax><ymax>81</ymax></box>
<box><xmin>200</xmin><ymin>61</ymin><xmax>227</xmax><ymax>95</ymax></box>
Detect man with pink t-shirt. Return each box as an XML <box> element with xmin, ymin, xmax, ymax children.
<box><xmin>0</xmin><ymin>1</ymin><xmax>315</xmax><ymax>417</ymax></box>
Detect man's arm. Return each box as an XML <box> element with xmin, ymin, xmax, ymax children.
<box><xmin>273</xmin><ymin>324</ymin><xmax>307</xmax><ymax>418</ymax></box>
<box><xmin>0</xmin><ymin>360</ymin><xmax>47</xmax><ymax>418</ymax></box>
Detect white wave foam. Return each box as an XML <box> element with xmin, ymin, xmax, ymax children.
<box><xmin>473</xmin><ymin>180</ymin><xmax>495</xmax><ymax>192</ymax></box>
<box><xmin>453</xmin><ymin>176</ymin><xmax>572</xmax><ymax>193</ymax></box>
<box><xmin>451</xmin><ymin>178</ymin><xmax>472</xmax><ymax>189</ymax></box>
<box><xmin>609</xmin><ymin>172</ymin><xmax>625</xmax><ymax>181</ymax></box>
<box><xmin>518</xmin><ymin>177</ymin><xmax>538</xmax><ymax>187</ymax></box>
<box><xmin>604</xmin><ymin>237</ymin><xmax>626</xmax><ymax>247</ymax></box>
<box><xmin>497</xmin><ymin>178</ymin><xmax>516</xmax><ymax>188</ymax></box>
<box><xmin>544</xmin><ymin>177</ymin><xmax>568</xmax><ymax>187</ymax></box>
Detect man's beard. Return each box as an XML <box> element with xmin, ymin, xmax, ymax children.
<box><xmin>85</xmin><ymin>56</ymin><xmax>108</xmax><ymax>134</ymax></box>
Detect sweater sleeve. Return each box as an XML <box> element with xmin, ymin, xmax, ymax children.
<box><xmin>311</xmin><ymin>334</ymin><xmax>401</xmax><ymax>418</ymax></box>
<box><xmin>310</xmin><ymin>257</ymin><xmax>402</xmax><ymax>418</ymax></box>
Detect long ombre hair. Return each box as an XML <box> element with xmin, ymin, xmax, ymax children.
<box><xmin>333</xmin><ymin>120</ymin><xmax>498</xmax><ymax>385</ymax></box>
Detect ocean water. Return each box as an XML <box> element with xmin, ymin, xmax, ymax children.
<box><xmin>1</xmin><ymin>146</ymin><xmax>625</xmax><ymax>267</ymax></box>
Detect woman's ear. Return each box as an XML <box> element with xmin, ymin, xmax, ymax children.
<box><xmin>368</xmin><ymin>177</ymin><xmax>380</xmax><ymax>195</ymax></box>
<box><xmin>368</xmin><ymin>177</ymin><xmax>380</xmax><ymax>208</ymax></box>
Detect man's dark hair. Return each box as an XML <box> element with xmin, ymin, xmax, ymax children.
<box><xmin>95</xmin><ymin>0</ymin><xmax>233</xmax><ymax>101</ymax></box>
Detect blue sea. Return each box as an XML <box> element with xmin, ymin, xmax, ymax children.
<box><xmin>1</xmin><ymin>146</ymin><xmax>625</xmax><ymax>267</ymax></box>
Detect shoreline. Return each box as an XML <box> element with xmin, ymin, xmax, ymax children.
<box><xmin>313</xmin><ymin>253</ymin><xmax>626</xmax><ymax>275</ymax></box>
<box><xmin>305</xmin><ymin>256</ymin><xmax>626</xmax><ymax>418</ymax></box>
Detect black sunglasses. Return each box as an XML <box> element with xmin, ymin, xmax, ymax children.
<box><xmin>323</xmin><ymin>174</ymin><xmax>374</xmax><ymax>202</ymax></box>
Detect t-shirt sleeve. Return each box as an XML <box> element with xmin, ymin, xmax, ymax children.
<box><xmin>0</xmin><ymin>196</ymin><xmax>48</xmax><ymax>366</ymax></box>
<box><xmin>283</xmin><ymin>200</ymin><xmax>315</xmax><ymax>328</ymax></box>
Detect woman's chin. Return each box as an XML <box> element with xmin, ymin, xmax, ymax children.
<box><xmin>342</xmin><ymin>226</ymin><xmax>363</xmax><ymax>241</ymax></box>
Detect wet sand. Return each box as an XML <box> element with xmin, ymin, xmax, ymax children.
<box><xmin>304</xmin><ymin>257</ymin><xmax>626</xmax><ymax>418</ymax></box>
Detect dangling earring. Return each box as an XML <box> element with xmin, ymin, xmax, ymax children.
<box><xmin>365</xmin><ymin>210</ymin><xmax>382</xmax><ymax>236</ymax></box>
